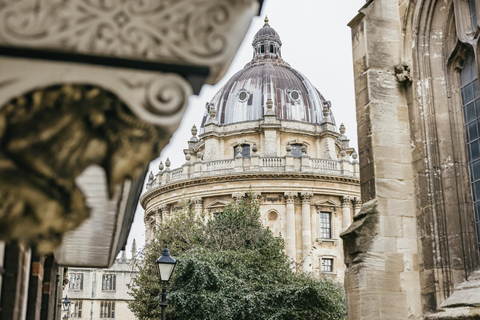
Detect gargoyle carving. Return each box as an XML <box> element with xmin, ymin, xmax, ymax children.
<box><xmin>394</xmin><ymin>62</ymin><xmax>413</xmax><ymax>84</ymax></box>
<box><xmin>0</xmin><ymin>84</ymin><xmax>168</xmax><ymax>252</ymax></box>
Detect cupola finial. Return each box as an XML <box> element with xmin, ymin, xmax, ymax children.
<box><xmin>264</xmin><ymin>16</ymin><xmax>269</xmax><ymax>24</ymax></box>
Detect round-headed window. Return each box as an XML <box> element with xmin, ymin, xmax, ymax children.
<box><xmin>289</xmin><ymin>90</ymin><xmax>300</xmax><ymax>101</ymax></box>
<box><xmin>238</xmin><ymin>90</ymin><xmax>249</xmax><ymax>102</ymax></box>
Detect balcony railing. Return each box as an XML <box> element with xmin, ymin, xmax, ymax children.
<box><xmin>147</xmin><ymin>156</ymin><xmax>359</xmax><ymax>189</ymax></box>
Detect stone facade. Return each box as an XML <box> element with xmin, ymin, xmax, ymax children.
<box><xmin>343</xmin><ymin>0</ymin><xmax>480</xmax><ymax>319</ymax></box>
<box><xmin>63</xmin><ymin>252</ymin><xmax>138</xmax><ymax>320</ymax></box>
<box><xmin>141</xmin><ymin>20</ymin><xmax>361</xmax><ymax>279</ymax></box>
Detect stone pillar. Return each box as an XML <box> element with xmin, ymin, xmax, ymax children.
<box><xmin>40</xmin><ymin>255</ymin><xmax>58</xmax><ymax>320</ymax></box>
<box><xmin>300</xmin><ymin>192</ymin><xmax>313</xmax><ymax>272</ymax></box>
<box><xmin>232</xmin><ymin>192</ymin><xmax>246</xmax><ymax>203</ymax></box>
<box><xmin>192</xmin><ymin>197</ymin><xmax>203</xmax><ymax>217</ymax></box>
<box><xmin>284</xmin><ymin>192</ymin><xmax>297</xmax><ymax>262</ymax></box>
<box><xmin>353</xmin><ymin>197</ymin><xmax>362</xmax><ymax>217</ymax></box>
<box><xmin>342</xmin><ymin>1</ymin><xmax>421</xmax><ymax>319</ymax></box>
<box><xmin>341</xmin><ymin>196</ymin><xmax>352</xmax><ymax>231</ymax></box>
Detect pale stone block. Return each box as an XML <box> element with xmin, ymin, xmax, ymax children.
<box><xmin>396</xmin><ymin>238</ymin><xmax>418</xmax><ymax>254</ymax></box>
<box><xmin>380</xmin><ymin>216</ymin><xmax>403</xmax><ymax>237</ymax></box>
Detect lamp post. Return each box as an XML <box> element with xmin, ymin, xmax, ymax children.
<box><xmin>62</xmin><ymin>296</ymin><xmax>71</xmax><ymax>319</ymax></box>
<box><xmin>155</xmin><ymin>245</ymin><xmax>177</xmax><ymax>320</ymax></box>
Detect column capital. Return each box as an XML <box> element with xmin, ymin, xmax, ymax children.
<box><xmin>353</xmin><ymin>197</ymin><xmax>362</xmax><ymax>208</ymax></box>
<box><xmin>341</xmin><ymin>196</ymin><xmax>352</xmax><ymax>207</ymax></box>
<box><xmin>192</xmin><ymin>196</ymin><xmax>203</xmax><ymax>206</ymax></box>
<box><xmin>232</xmin><ymin>192</ymin><xmax>246</xmax><ymax>201</ymax></box>
<box><xmin>284</xmin><ymin>192</ymin><xmax>298</xmax><ymax>203</ymax></box>
<box><xmin>252</xmin><ymin>192</ymin><xmax>262</xmax><ymax>199</ymax></box>
<box><xmin>300</xmin><ymin>192</ymin><xmax>313</xmax><ymax>204</ymax></box>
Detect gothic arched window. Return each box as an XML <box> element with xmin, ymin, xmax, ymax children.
<box><xmin>470</xmin><ymin>0</ymin><xmax>477</xmax><ymax>30</ymax></box>
<box><xmin>461</xmin><ymin>52</ymin><xmax>480</xmax><ymax>252</ymax></box>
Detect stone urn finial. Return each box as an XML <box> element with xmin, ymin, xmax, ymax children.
<box><xmin>165</xmin><ymin>158</ymin><xmax>171</xmax><ymax>168</ymax></box>
<box><xmin>236</xmin><ymin>145</ymin><xmax>243</xmax><ymax>157</ymax></box>
<box><xmin>286</xmin><ymin>144</ymin><xmax>292</xmax><ymax>156</ymax></box>
<box><xmin>265</xmin><ymin>98</ymin><xmax>275</xmax><ymax>115</ymax></box>
<box><xmin>252</xmin><ymin>142</ymin><xmax>258</xmax><ymax>154</ymax></box>
<box><xmin>197</xmin><ymin>151</ymin><xmax>203</xmax><ymax>161</ymax></box>
<box><xmin>339</xmin><ymin>123</ymin><xmax>346</xmax><ymax>135</ymax></box>
<box><xmin>301</xmin><ymin>145</ymin><xmax>307</xmax><ymax>156</ymax></box>
<box><xmin>352</xmin><ymin>151</ymin><xmax>358</xmax><ymax>160</ymax></box>
<box><xmin>191</xmin><ymin>124</ymin><xmax>197</xmax><ymax>137</ymax></box>
<box><xmin>148</xmin><ymin>171</ymin><xmax>154</xmax><ymax>182</ymax></box>
<box><xmin>159</xmin><ymin>161</ymin><xmax>164</xmax><ymax>171</ymax></box>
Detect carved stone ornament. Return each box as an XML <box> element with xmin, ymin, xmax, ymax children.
<box><xmin>0</xmin><ymin>0</ymin><xmax>260</xmax><ymax>77</ymax></box>
<box><xmin>394</xmin><ymin>62</ymin><xmax>413</xmax><ymax>84</ymax></box>
<box><xmin>300</xmin><ymin>192</ymin><xmax>313</xmax><ymax>204</ymax></box>
<box><xmin>284</xmin><ymin>192</ymin><xmax>297</xmax><ymax>203</ymax></box>
<box><xmin>232</xmin><ymin>192</ymin><xmax>246</xmax><ymax>201</ymax></box>
<box><xmin>0</xmin><ymin>84</ymin><xmax>169</xmax><ymax>252</ymax></box>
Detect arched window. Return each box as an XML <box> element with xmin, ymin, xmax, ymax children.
<box><xmin>260</xmin><ymin>45</ymin><xmax>265</xmax><ymax>54</ymax></box>
<box><xmin>234</xmin><ymin>144</ymin><xmax>250</xmax><ymax>157</ymax></box>
<box><xmin>270</xmin><ymin>44</ymin><xmax>274</xmax><ymax>53</ymax></box>
<box><xmin>290</xmin><ymin>144</ymin><xmax>304</xmax><ymax>157</ymax></box>
<box><xmin>470</xmin><ymin>0</ymin><xmax>477</xmax><ymax>30</ymax></box>
<box><xmin>461</xmin><ymin>52</ymin><xmax>480</xmax><ymax>252</ymax></box>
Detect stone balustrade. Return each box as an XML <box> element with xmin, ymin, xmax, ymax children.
<box><xmin>147</xmin><ymin>156</ymin><xmax>359</xmax><ymax>189</ymax></box>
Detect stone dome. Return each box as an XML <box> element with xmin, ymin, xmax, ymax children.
<box><xmin>200</xmin><ymin>18</ymin><xmax>334</xmax><ymax>129</ymax></box>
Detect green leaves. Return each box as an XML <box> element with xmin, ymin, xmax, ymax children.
<box><xmin>128</xmin><ymin>193</ymin><xmax>347</xmax><ymax>320</ymax></box>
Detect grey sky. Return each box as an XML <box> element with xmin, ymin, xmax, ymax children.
<box><xmin>125</xmin><ymin>0</ymin><xmax>366</xmax><ymax>256</ymax></box>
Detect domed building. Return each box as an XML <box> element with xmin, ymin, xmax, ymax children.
<box><xmin>140</xmin><ymin>18</ymin><xmax>360</xmax><ymax>279</ymax></box>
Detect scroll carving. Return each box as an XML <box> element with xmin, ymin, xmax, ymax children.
<box><xmin>0</xmin><ymin>0</ymin><xmax>256</xmax><ymax>65</ymax></box>
<box><xmin>0</xmin><ymin>84</ymin><xmax>168</xmax><ymax>252</ymax></box>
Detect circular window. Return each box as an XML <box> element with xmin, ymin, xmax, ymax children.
<box><xmin>290</xmin><ymin>90</ymin><xmax>300</xmax><ymax>101</ymax></box>
<box><xmin>238</xmin><ymin>90</ymin><xmax>249</xmax><ymax>102</ymax></box>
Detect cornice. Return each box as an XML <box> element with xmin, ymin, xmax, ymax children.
<box><xmin>140</xmin><ymin>172</ymin><xmax>359</xmax><ymax>208</ymax></box>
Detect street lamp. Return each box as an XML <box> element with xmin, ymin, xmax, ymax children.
<box><xmin>62</xmin><ymin>296</ymin><xmax>71</xmax><ymax>319</ymax></box>
<box><xmin>155</xmin><ymin>245</ymin><xmax>177</xmax><ymax>320</ymax></box>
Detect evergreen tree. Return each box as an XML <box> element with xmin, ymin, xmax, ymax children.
<box><xmin>128</xmin><ymin>194</ymin><xmax>347</xmax><ymax>320</ymax></box>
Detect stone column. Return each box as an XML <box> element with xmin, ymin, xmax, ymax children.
<box><xmin>353</xmin><ymin>197</ymin><xmax>362</xmax><ymax>217</ymax></box>
<box><xmin>284</xmin><ymin>192</ymin><xmax>297</xmax><ymax>262</ymax></box>
<box><xmin>342</xmin><ymin>1</ymin><xmax>422</xmax><ymax>318</ymax></box>
<box><xmin>341</xmin><ymin>196</ymin><xmax>352</xmax><ymax>231</ymax></box>
<box><xmin>300</xmin><ymin>192</ymin><xmax>313</xmax><ymax>272</ymax></box>
<box><xmin>192</xmin><ymin>197</ymin><xmax>203</xmax><ymax>218</ymax></box>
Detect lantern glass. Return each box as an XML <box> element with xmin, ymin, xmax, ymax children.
<box><xmin>155</xmin><ymin>245</ymin><xmax>177</xmax><ymax>283</ymax></box>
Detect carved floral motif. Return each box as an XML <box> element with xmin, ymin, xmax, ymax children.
<box><xmin>0</xmin><ymin>0</ymin><xmax>256</xmax><ymax>65</ymax></box>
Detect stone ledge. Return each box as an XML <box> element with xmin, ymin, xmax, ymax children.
<box><xmin>425</xmin><ymin>307</ymin><xmax>480</xmax><ymax>319</ymax></box>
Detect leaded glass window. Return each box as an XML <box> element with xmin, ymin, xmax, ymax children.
<box><xmin>290</xmin><ymin>144</ymin><xmax>303</xmax><ymax>157</ymax></box>
<box><xmin>461</xmin><ymin>52</ymin><xmax>480</xmax><ymax>253</ymax></box>
<box><xmin>100</xmin><ymin>301</ymin><xmax>115</xmax><ymax>318</ymax></box>
<box><xmin>320</xmin><ymin>212</ymin><xmax>331</xmax><ymax>239</ymax></box>
<box><xmin>321</xmin><ymin>258</ymin><xmax>333</xmax><ymax>272</ymax></box>
<box><xmin>470</xmin><ymin>0</ymin><xmax>477</xmax><ymax>31</ymax></box>
<box><xmin>71</xmin><ymin>301</ymin><xmax>82</xmax><ymax>318</ymax></box>
<box><xmin>102</xmin><ymin>274</ymin><xmax>116</xmax><ymax>291</ymax></box>
<box><xmin>69</xmin><ymin>273</ymin><xmax>83</xmax><ymax>291</ymax></box>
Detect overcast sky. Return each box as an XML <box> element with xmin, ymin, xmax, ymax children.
<box><xmin>124</xmin><ymin>0</ymin><xmax>366</xmax><ymax>257</ymax></box>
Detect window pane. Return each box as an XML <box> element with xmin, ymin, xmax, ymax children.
<box><xmin>473</xmin><ymin>161</ymin><xmax>480</xmax><ymax>181</ymax></box>
<box><xmin>472</xmin><ymin>140</ymin><xmax>480</xmax><ymax>160</ymax></box>
<box><xmin>469</xmin><ymin>122</ymin><xmax>478</xmax><ymax>141</ymax></box>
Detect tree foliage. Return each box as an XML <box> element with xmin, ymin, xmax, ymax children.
<box><xmin>128</xmin><ymin>194</ymin><xmax>347</xmax><ymax>320</ymax></box>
